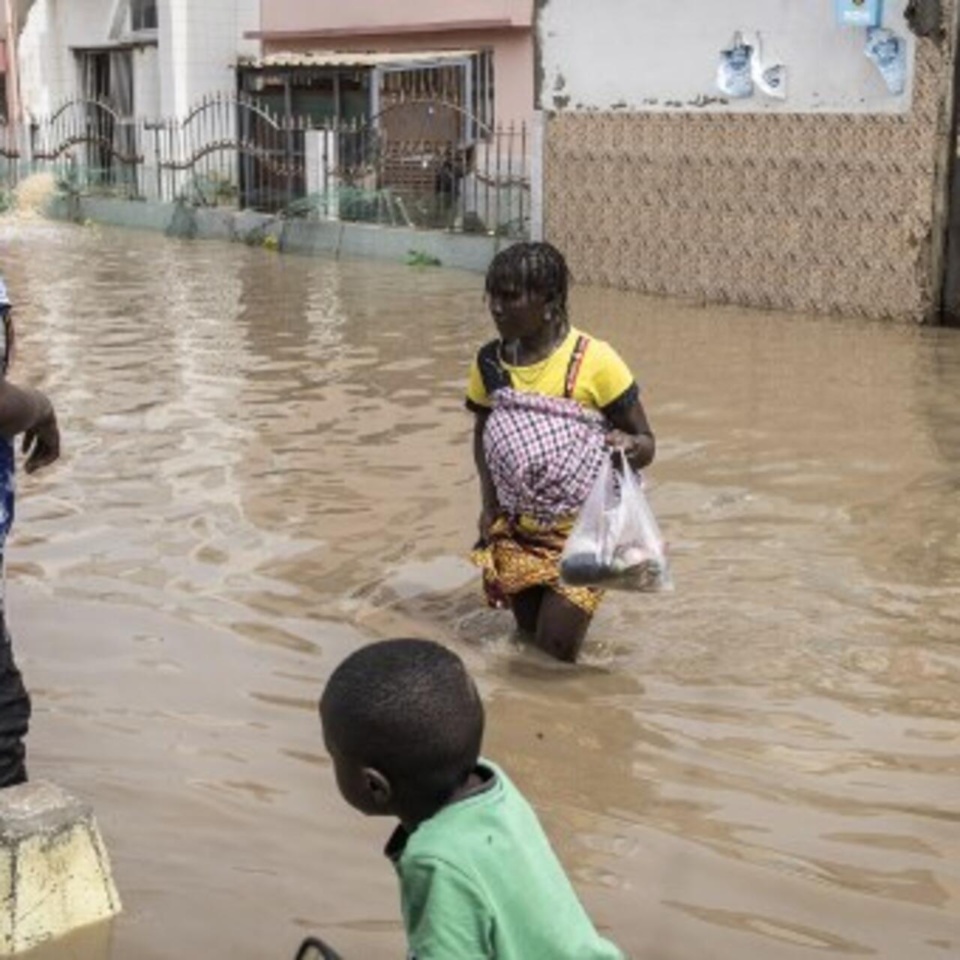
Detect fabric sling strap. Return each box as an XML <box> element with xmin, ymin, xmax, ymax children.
<box><xmin>477</xmin><ymin>339</ymin><xmax>510</xmax><ymax>395</ymax></box>
<box><xmin>563</xmin><ymin>335</ymin><xmax>590</xmax><ymax>399</ymax></box>
<box><xmin>477</xmin><ymin>335</ymin><xmax>591</xmax><ymax>399</ymax></box>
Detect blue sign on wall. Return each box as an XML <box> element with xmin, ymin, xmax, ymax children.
<box><xmin>836</xmin><ymin>0</ymin><xmax>883</xmax><ymax>27</ymax></box>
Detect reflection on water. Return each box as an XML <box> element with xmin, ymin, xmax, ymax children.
<box><xmin>1</xmin><ymin>217</ymin><xmax>958</xmax><ymax>959</ymax></box>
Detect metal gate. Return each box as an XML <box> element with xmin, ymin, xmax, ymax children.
<box><xmin>146</xmin><ymin>93</ymin><xmax>306</xmax><ymax>212</ymax></box>
<box><xmin>0</xmin><ymin>123</ymin><xmax>21</xmax><ymax>198</ymax></box>
<box><xmin>30</xmin><ymin>97</ymin><xmax>142</xmax><ymax>196</ymax></box>
<box><xmin>326</xmin><ymin>97</ymin><xmax>529</xmax><ymax>236</ymax></box>
<box><xmin>0</xmin><ymin>90</ymin><xmax>530</xmax><ymax>238</ymax></box>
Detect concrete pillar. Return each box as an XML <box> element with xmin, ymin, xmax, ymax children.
<box><xmin>529</xmin><ymin>110</ymin><xmax>544</xmax><ymax>242</ymax></box>
<box><xmin>305</xmin><ymin>129</ymin><xmax>341</xmax><ymax>220</ymax></box>
<box><xmin>3</xmin><ymin>0</ymin><xmax>21</xmax><ymax>124</ymax></box>
<box><xmin>159</xmin><ymin>0</ymin><xmax>190</xmax><ymax>118</ymax></box>
<box><xmin>0</xmin><ymin>781</ymin><xmax>121</xmax><ymax>955</ymax></box>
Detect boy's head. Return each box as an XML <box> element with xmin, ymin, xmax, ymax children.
<box><xmin>319</xmin><ymin>639</ymin><xmax>484</xmax><ymax>818</ymax></box>
<box><xmin>484</xmin><ymin>241</ymin><xmax>570</xmax><ymax>325</ymax></box>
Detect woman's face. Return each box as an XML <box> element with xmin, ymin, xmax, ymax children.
<box><xmin>487</xmin><ymin>288</ymin><xmax>551</xmax><ymax>341</ymax></box>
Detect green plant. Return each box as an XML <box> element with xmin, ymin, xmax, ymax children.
<box><xmin>185</xmin><ymin>172</ymin><xmax>238</xmax><ymax>208</ymax></box>
<box><xmin>406</xmin><ymin>249</ymin><xmax>442</xmax><ymax>268</ymax></box>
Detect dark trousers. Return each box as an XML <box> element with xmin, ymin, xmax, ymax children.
<box><xmin>0</xmin><ymin>615</ymin><xmax>30</xmax><ymax>789</ymax></box>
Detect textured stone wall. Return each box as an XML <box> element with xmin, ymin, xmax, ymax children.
<box><xmin>543</xmin><ymin>27</ymin><xmax>956</xmax><ymax>321</ymax></box>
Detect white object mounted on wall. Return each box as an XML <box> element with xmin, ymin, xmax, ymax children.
<box><xmin>717</xmin><ymin>32</ymin><xmax>755</xmax><ymax>99</ymax></box>
<box><xmin>865</xmin><ymin>28</ymin><xmax>907</xmax><ymax>94</ymax></box>
<box><xmin>750</xmin><ymin>33</ymin><xmax>788</xmax><ymax>100</ymax></box>
<box><xmin>836</xmin><ymin>0</ymin><xmax>884</xmax><ymax>27</ymax></box>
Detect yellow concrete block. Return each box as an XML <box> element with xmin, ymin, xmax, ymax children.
<box><xmin>0</xmin><ymin>781</ymin><xmax>121</xmax><ymax>955</ymax></box>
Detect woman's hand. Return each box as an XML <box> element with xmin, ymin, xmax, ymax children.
<box><xmin>23</xmin><ymin>409</ymin><xmax>60</xmax><ymax>474</ymax></box>
<box><xmin>606</xmin><ymin>397</ymin><xmax>656</xmax><ymax>471</ymax></box>
<box><xmin>606</xmin><ymin>429</ymin><xmax>639</xmax><ymax>453</ymax></box>
<box><xmin>606</xmin><ymin>429</ymin><xmax>653</xmax><ymax>471</ymax></box>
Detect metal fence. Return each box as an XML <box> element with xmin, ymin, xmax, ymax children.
<box><xmin>0</xmin><ymin>93</ymin><xmax>531</xmax><ymax>238</ymax></box>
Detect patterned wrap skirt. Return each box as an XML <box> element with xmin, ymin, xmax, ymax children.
<box><xmin>472</xmin><ymin>388</ymin><xmax>607</xmax><ymax>615</ymax></box>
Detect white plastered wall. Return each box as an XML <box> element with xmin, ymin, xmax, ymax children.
<box><xmin>133</xmin><ymin>44</ymin><xmax>159</xmax><ymax>117</ymax></box>
<box><xmin>538</xmin><ymin>0</ymin><xmax>916</xmax><ymax>114</ymax></box>
<box><xmin>17</xmin><ymin>0</ymin><xmax>260</xmax><ymax>121</ymax></box>
<box><xmin>17</xmin><ymin>0</ymin><xmax>115</xmax><ymax>118</ymax></box>
<box><xmin>160</xmin><ymin>0</ymin><xmax>259</xmax><ymax>117</ymax></box>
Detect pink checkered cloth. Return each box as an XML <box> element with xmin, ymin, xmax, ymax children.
<box><xmin>483</xmin><ymin>387</ymin><xmax>607</xmax><ymax>525</ymax></box>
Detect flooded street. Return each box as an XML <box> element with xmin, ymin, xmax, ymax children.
<box><xmin>0</xmin><ymin>216</ymin><xmax>958</xmax><ymax>960</ymax></box>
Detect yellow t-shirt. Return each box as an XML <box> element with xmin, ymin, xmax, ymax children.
<box><xmin>465</xmin><ymin>327</ymin><xmax>636</xmax><ymax>413</ymax></box>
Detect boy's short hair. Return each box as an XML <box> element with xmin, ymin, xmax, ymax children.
<box><xmin>321</xmin><ymin>639</ymin><xmax>484</xmax><ymax>805</ymax></box>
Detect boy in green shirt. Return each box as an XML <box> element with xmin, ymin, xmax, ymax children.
<box><xmin>319</xmin><ymin>638</ymin><xmax>624</xmax><ymax>959</ymax></box>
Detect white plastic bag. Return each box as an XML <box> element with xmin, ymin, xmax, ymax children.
<box><xmin>560</xmin><ymin>452</ymin><xmax>672</xmax><ymax>593</ymax></box>
<box><xmin>750</xmin><ymin>33</ymin><xmax>788</xmax><ymax>100</ymax></box>
<box><xmin>717</xmin><ymin>32</ymin><xmax>755</xmax><ymax>99</ymax></box>
<box><xmin>865</xmin><ymin>28</ymin><xmax>907</xmax><ymax>97</ymax></box>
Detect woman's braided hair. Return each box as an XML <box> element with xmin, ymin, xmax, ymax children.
<box><xmin>485</xmin><ymin>242</ymin><xmax>570</xmax><ymax>320</ymax></box>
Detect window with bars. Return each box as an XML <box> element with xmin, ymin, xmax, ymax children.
<box><xmin>130</xmin><ymin>0</ymin><xmax>158</xmax><ymax>32</ymax></box>
<box><xmin>469</xmin><ymin>50</ymin><xmax>495</xmax><ymax>137</ymax></box>
<box><xmin>377</xmin><ymin>51</ymin><xmax>496</xmax><ymax>141</ymax></box>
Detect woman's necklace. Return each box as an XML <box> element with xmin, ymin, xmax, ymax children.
<box><xmin>504</xmin><ymin>339</ymin><xmax>523</xmax><ymax>365</ymax></box>
<box><xmin>505</xmin><ymin>321</ymin><xmax>569</xmax><ymax>366</ymax></box>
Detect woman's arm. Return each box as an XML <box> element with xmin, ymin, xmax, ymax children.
<box><xmin>0</xmin><ymin>381</ymin><xmax>60</xmax><ymax>473</ymax></box>
<box><xmin>606</xmin><ymin>396</ymin><xmax>655</xmax><ymax>471</ymax></box>
<box><xmin>473</xmin><ymin>410</ymin><xmax>499</xmax><ymax>540</ymax></box>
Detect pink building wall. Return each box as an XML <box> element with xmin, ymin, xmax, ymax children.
<box><xmin>260</xmin><ymin>1</ymin><xmax>533</xmax><ymax>34</ymax></box>
<box><xmin>254</xmin><ymin>1</ymin><xmax>535</xmax><ymax>126</ymax></box>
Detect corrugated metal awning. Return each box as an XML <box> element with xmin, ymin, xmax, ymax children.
<box><xmin>238</xmin><ymin>50</ymin><xmax>477</xmax><ymax>70</ymax></box>
<box><xmin>245</xmin><ymin>16</ymin><xmax>528</xmax><ymax>43</ymax></box>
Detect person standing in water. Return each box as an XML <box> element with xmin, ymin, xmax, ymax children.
<box><xmin>467</xmin><ymin>242</ymin><xmax>655</xmax><ymax>662</ymax></box>
<box><xmin>0</xmin><ymin>277</ymin><xmax>60</xmax><ymax>787</ymax></box>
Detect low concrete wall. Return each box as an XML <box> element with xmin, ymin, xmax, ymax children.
<box><xmin>45</xmin><ymin>197</ymin><xmax>502</xmax><ymax>274</ymax></box>
<box><xmin>0</xmin><ymin>781</ymin><xmax>121</xmax><ymax>955</ymax></box>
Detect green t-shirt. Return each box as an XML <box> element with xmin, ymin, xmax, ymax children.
<box><xmin>387</xmin><ymin>761</ymin><xmax>624</xmax><ymax>960</ymax></box>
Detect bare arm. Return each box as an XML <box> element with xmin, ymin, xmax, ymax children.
<box><xmin>606</xmin><ymin>395</ymin><xmax>656</xmax><ymax>472</ymax></box>
<box><xmin>473</xmin><ymin>410</ymin><xmax>499</xmax><ymax>540</ymax></box>
<box><xmin>0</xmin><ymin>381</ymin><xmax>60</xmax><ymax>473</ymax></box>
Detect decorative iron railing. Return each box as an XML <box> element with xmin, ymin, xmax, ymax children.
<box><xmin>0</xmin><ymin>92</ymin><xmax>531</xmax><ymax>238</ymax></box>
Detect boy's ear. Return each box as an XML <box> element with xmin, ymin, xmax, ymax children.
<box><xmin>362</xmin><ymin>767</ymin><xmax>393</xmax><ymax>810</ymax></box>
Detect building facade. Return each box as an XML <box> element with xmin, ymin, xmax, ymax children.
<box><xmin>247</xmin><ymin>0</ymin><xmax>536</xmax><ymax>129</ymax></box>
<box><xmin>242</xmin><ymin>1</ymin><xmax>537</xmax><ymax>236</ymax></box>
<box><xmin>538</xmin><ymin>0</ymin><xmax>956</xmax><ymax>322</ymax></box>
<box><xmin>1</xmin><ymin>1</ymin><xmax>38</xmax><ymax>121</ymax></box>
<box><xmin>15</xmin><ymin>0</ymin><xmax>259</xmax><ymax>121</ymax></box>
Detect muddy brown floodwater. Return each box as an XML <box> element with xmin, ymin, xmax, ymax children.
<box><xmin>0</xmin><ymin>216</ymin><xmax>957</xmax><ymax>960</ymax></box>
